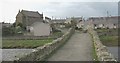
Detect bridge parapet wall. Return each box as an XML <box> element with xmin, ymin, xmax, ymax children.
<box><xmin>13</xmin><ymin>27</ymin><xmax>75</xmax><ymax>62</ymax></box>
<box><xmin>88</xmin><ymin>28</ymin><xmax>117</xmax><ymax>61</ymax></box>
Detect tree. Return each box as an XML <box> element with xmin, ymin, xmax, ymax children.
<box><xmin>15</xmin><ymin>26</ymin><xmax>23</xmax><ymax>34</ymax></box>
<box><xmin>16</xmin><ymin>23</ymin><xmax>26</xmax><ymax>32</ymax></box>
<box><xmin>12</xmin><ymin>22</ymin><xmax>16</xmax><ymax>27</ymax></box>
<box><xmin>2</xmin><ymin>27</ymin><xmax>13</xmax><ymax>36</ymax></box>
<box><xmin>17</xmin><ymin>23</ymin><xmax>23</xmax><ymax>28</ymax></box>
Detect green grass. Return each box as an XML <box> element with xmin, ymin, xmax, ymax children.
<box><xmin>99</xmin><ymin>36</ymin><xmax>118</xmax><ymax>46</ymax></box>
<box><xmin>50</xmin><ymin>32</ymin><xmax>64</xmax><ymax>38</ymax></box>
<box><xmin>95</xmin><ymin>29</ymin><xmax>108</xmax><ymax>32</ymax></box>
<box><xmin>2</xmin><ymin>39</ymin><xmax>53</xmax><ymax>49</ymax></box>
<box><xmin>95</xmin><ymin>28</ymin><xmax>118</xmax><ymax>47</ymax></box>
<box><xmin>92</xmin><ymin>42</ymin><xmax>99</xmax><ymax>61</ymax></box>
<box><xmin>90</xmin><ymin>33</ymin><xmax>99</xmax><ymax>61</ymax></box>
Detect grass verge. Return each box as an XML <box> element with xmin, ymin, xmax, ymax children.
<box><xmin>99</xmin><ymin>35</ymin><xmax>118</xmax><ymax>46</ymax></box>
<box><xmin>2</xmin><ymin>39</ymin><xmax>53</xmax><ymax>49</ymax></box>
<box><xmin>88</xmin><ymin>31</ymin><xmax>99</xmax><ymax>62</ymax></box>
<box><xmin>92</xmin><ymin>42</ymin><xmax>99</xmax><ymax>61</ymax></box>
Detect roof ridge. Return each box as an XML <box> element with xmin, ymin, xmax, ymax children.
<box><xmin>21</xmin><ymin>10</ymin><xmax>38</xmax><ymax>13</ymax></box>
<box><xmin>20</xmin><ymin>10</ymin><xmax>42</xmax><ymax>17</ymax></box>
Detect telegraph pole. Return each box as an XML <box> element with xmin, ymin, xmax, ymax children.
<box><xmin>107</xmin><ymin>11</ymin><xmax>109</xmax><ymax>17</ymax></box>
<box><xmin>52</xmin><ymin>16</ymin><xmax>53</xmax><ymax>20</ymax></box>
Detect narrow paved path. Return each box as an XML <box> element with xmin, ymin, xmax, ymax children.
<box><xmin>47</xmin><ymin>31</ymin><xmax>93</xmax><ymax>61</ymax></box>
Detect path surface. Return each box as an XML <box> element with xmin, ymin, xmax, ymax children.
<box><xmin>47</xmin><ymin>31</ymin><xmax>93</xmax><ymax>61</ymax></box>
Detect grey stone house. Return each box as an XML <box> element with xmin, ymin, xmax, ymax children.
<box><xmin>16</xmin><ymin>10</ymin><xmax>43</xmax><ymax>27</ymax></box>
<box><xmin>16</xmin><ymin>10</ymin><xmax>51</xmax><ymax>36</ymax></box>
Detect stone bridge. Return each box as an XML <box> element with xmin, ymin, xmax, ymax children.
<box><xmin>4</xmin><ymin>27</ymin><xmax>117</xmax><ymax>62</ymax></box>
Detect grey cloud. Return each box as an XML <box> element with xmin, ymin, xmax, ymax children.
<box><xmin>42</xmin><ymin>2</ymin><xmax>118</xmax><ymax>18</ymax></box>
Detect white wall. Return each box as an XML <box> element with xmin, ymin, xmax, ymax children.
<box><xmin>30</xmin><ymin>22</ymin><xmax>50</xmax><ymax>36</ymax></box>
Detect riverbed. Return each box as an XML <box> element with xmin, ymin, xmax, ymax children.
<box><xmin>1</xmin><ymin>49</ymin><xmax>33</xmax><ymax>61</ymax></box>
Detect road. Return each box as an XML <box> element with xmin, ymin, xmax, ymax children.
<box><xmin>47</xmin><ymin>31</ymin><xmax>93</xmax><ymax>61</ymax></box>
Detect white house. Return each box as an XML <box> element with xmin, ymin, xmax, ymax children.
<box><xmin>27</xmin><ymin>22</ymin><xmax>51</xmax><ymax>36</ymax></box>
<box><xmin>76</xmin><ymin>21</ymin><xmax>84</xmax><ymax>28</ymax></box>
<box><xmin>64</xmin><ymin>18</ymin><xmax>72</xmax><ymax>24</ymax></box>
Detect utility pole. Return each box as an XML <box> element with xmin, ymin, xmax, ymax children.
<box><xmin>52</xmin><ymin>16</ymin><xmax>53</xmax><ymax>20</ymax></box>
<box><xmin>106</xmin><ymin>11</ymin><xmax>109</xmax><ymax>28</ymax></box>
<box><xmin>107</xmin><ymin>11</ymin><xmax>109</xmax><ymax>17</ymax></box>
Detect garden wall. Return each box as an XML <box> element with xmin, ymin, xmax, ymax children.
<box><xmin>88</xmin><ymin>28</ymin><xmax>117</xmax><ymax>61</ymax></box>
<box><xmin>2</xmin><ymin>36</ymin><xmax>55</xmax><ymax>40</ymax></box>
<box><xmin>12</xmin><ymin>27</ymin><xmax>75</xmax><ymax>62</ymax></box>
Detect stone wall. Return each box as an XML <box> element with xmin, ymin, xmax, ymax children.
<box><xmin>2</xmin><ymin>36</ymin><xmax>55</xmax><ymax>40</ymax></box>
<box><xmin>88</xmin><ymin>28</ymin><xmax>117</xmax><ymax>61</ymax></box>
<box><xmin>13</xmin><ymin>27</ymin><xmax>75</xmax><ymax>62</ymax></box>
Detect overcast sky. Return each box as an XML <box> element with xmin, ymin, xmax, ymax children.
<box><xmin>0</xmin><ymin>0</ymin><xmax>119</xmax><ymax>23</ymax></box>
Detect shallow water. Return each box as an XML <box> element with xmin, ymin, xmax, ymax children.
<box><xmin>1</xmin><ymin>49</ymin><xmax>33</xmax><ymax>61</ymax></box>
<box><xmin>107</xmin><ymin>47</ymin><xmax>119</xmax><ymax>61</ymax></box>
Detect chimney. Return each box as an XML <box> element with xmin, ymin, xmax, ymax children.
<box><xmin>19</xmin><ymin>9</ymin><xmax>21</xmax><ymax>13</ymax></box>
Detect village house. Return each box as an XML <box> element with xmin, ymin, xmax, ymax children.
<box><xmin>64</xmin><ymin>18</ymin><xmax>72</xmax><ymax>24</ymax></box>
<box><xmin>73</xmin><ymin>17</ymin><xmax>83</xmax><ymax>23</ymax></box>
<box><xmin>51</xmin><ymin>19</ymin><xmax>66</xmax><ymax>24</ymax></box>
<box><xmin>45</xmin><ymin>16</ymin><xmax>51</xmax><ymax>23</ymax></box>
<box><xmin>1</xmin><ymin>22</ymin><xmax>12</xmax><ymax>28</ymax></box>
<box><xmin>88</xmin><ymin>16</ymin><xmax>119</xmax><ymax>29</ymax></box>
<box><xmin>51</xmin><ymin>19</ymin><xmax>66</xmax><ymax>28</ymax></box>
<box><xmin>73</xmin><ymin>17</ymin><xmax>83</xmax><ymax>28</ymax></box>
<box><xmin>15</xmin><ymin>10</ymin><xmax>51</xmax><ymax>36</ymax></box>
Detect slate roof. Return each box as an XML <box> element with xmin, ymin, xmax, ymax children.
<box><xmin>21</xmin><ymin>10</ymin><xmax>42</xmax><ymax>17</ymax></box>
<box><xmin>90</xmin><ymin>16</ymin><xmax>118</xmax><ymax>25</ymax></box>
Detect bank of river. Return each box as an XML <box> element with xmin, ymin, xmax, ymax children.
<box><xmin>107</xmin><ymin>47</ymin><xmax>119</xmax><ymax>61</ymax></box>
<box><xmin>1</xmin><ymin>47</ymin><xmax>119</xmax><ymax>61</ymax></box>
<box><xmin>2</xmin><ymin>49</ymin><xmax>34</xmax><ymax>61</ymax></box>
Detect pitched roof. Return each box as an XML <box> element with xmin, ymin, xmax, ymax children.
<box><xmin>91</xmin><ymin>16</ymin><xmax>118</xmax><ymax>25</ymax></box>
<box><xmin>21</xmin><ymin>10</ymin><xmax>42</xmax><ymax>17</ymax></box>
